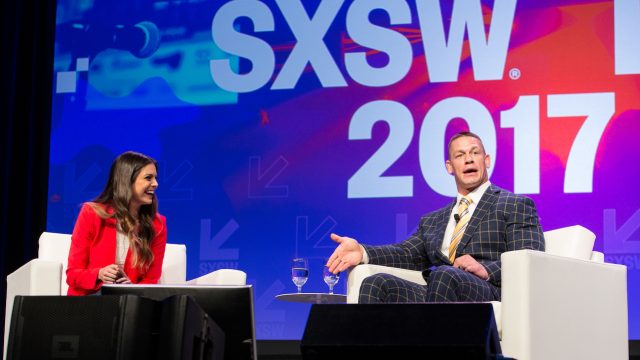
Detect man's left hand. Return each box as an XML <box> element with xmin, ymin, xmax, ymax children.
<box><xmin>452</xmin><ymin>255</ymin><xmax>489</xmax><ymax>280</ymax></box>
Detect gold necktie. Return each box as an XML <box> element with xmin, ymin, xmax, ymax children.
<box><xmin>448</xmin><ymin>196</ymin><xmax>471</xmax><ymax>263</ymax></box>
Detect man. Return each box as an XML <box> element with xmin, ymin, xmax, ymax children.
<box><xmin>326</xmin><ymin>131</ymin><xmax>544</xmax><ymax>302</ymax></box>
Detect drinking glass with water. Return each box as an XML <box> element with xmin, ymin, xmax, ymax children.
<box><xmin>291</xmin><ymin>258</ymin><xmax>309</xmax><ymax>293</ymax></box>
<box><xmin>323</xmin><ymin>263</ymin><xmax>340</xmax><ymax>294</ymax></box>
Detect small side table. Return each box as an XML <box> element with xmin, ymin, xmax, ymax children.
<box><xmin>275</xmin><ymin>293</ymin><xmax>347</xmax><ymax>304</ymax></box>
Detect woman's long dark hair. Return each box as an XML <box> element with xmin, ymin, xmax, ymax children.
<box><xmin>90</xmin><ymin>151</ymin><xmax>158</xmax><ymax>271</ymax></box>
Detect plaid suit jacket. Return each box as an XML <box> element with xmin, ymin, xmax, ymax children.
<box><xmin>363</xmin><ymin>184</ymin><xmax>544</xmax><ymax>287</ymax></box>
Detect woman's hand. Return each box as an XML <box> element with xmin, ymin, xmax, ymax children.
<box><xmin>115</xmin><ymin>266</ymin><xmax>132</xmax><ymax>284</ymax></box>
<box><xmin>98</xmin><ymin>264</ymin><xmax>120</xmax><ymax>284</ymax></box>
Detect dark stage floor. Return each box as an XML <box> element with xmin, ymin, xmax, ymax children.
<box><xmin>257</xmin><ymin>340</ymin><xmax>640</xmax><ymax>360</ymax></box>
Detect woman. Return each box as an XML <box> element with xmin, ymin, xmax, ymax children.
<box><xmin>66</xmin><ymin>151</ymin><xmax>167</xmax><ymax>295</ymax></box>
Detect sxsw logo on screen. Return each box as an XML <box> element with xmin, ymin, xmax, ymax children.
<box><xmin>208</xmin><ymin>0</ymin><xmax>517</xmax><ymax>93</ymax></box>
<box><xmin>199</xmin><ymin>218</ymin><xmax>240</xmax><ymax>274</ymax></box>
<box><xmin>208</xmin><ymin>0</ymin><xmax>640</xmax><ymax>92</ymax></box>
<box><xmin>604</xmin><ymin>209</ymin><xmax>640</xmax><ymax>271</ymax></box>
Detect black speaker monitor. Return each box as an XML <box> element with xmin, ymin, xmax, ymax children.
<box><xmin>7</xmin><ymin>295</ymin><xmax>157</xmax><ymax>360</ymax></box>
<box><xmin>301</xmin><ymin>303</ymin><xmax>502</xmax><ymax>360</ymax></box>
<box><xmin>159</xmin><ymin>294</ymin><xmax>225</xmax><ymax>360</ymax></box>
<box><xmin>7</xmin><ymin>294</ymin><xmax>225</xmax><ymax>360</ymax></box>
<box><xmin>101</xmin><ymin>284</ymin><xmax>257</xmax><ymax>360</ymax></box>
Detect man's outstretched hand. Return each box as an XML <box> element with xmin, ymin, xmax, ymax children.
<box><xmin>325</xmin><ymin>233</ymin><xmax>364</xmax><ymax>274</ymax></box>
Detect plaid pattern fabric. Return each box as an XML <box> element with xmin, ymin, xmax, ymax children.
<box><xmin>359</xmin><ymin>273</ymin><xmax>430</xmax><ymax>303</ymax></box>
<box><xmin>358</xmin><ymin>266</ymin><xmax>500</xmax><ymax>303</ymax></box>
<box><xmin>360</xmin><ymin>184</ymin><xmax>544</xmax><ymax>302</ymax></box>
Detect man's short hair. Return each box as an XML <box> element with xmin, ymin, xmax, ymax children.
<box><xmin>447</xmin><ymin>131</ymin><xmax>485</xmax><ymax>158</ymax></box>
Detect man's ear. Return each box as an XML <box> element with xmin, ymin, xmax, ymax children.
<box><xmin>484</xmin><ymin>154</ymin><xmax>491</xmax><ymax>168</ymax></box>
<box><xmin>445</xmin><ymin>160</ymin><xmax>453</xmax><ymax>174</ymax></box>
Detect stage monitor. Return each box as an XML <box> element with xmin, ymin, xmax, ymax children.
<box><xmin>301</xmin><ymin>303</ymin><xmax>501</xmax><ymax>360</ymax></box>
<box><xmin>7</xmin><ymin>295</ymin><xmax>157</xmax><ymax>360</ymax></box>
<box><xmin>101</xmin><ymin>284</ymin><xmax>257</xmax><ymax>360</ymax></box>
<box><xmin>159</xmin><ymin>294</ymin><xmax>225</xmax><ymax>360</ymax></box>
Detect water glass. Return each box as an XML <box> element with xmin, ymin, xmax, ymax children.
<box><xmin>291</xmin><ymin>258</ymin><xmax>309</xmax><ymax>293</ymax></box>
<box><xmin>323</xmin><ymin>265</ymin><xmax>340</xmax><ymax>294</ymax></box>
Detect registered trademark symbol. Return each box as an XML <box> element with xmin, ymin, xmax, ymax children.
<box><xmin>509</xmin><ymin>68</ymin><xmax>521</xmax><ymax>80</ymax></box>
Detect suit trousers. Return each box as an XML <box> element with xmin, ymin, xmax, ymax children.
<box><xmin>358</xmin><ymin>265</ymin><xmax>500</xmax><ymax>303</ymax></box>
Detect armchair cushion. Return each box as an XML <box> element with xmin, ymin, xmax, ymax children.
<box><xmin>159</xmin><ymin>243</ymin><xmax>187</xmax><ymax>284</ymax></box>
<box><xmin>38</xmin><ymin>232</ymin><xmax>72</xmax><ymax>294</ymax></box>
<box><xmin>543</xmin><ymin>224</ymin><xmax>596</xmax><ymax>260</ymax></box>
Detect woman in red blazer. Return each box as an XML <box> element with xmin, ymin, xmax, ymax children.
<box><xmin>66</xmin><ymin>151</ymin><xmax>167</xmax><ymax>296</ymax></box>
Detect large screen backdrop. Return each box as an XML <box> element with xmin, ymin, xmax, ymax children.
<box><xmin>48</xmin><ymin>0</ymin><xmax>639</xmax><ymax>340</ymax></box>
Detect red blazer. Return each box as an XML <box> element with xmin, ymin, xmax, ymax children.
<box><xmin>66</xmin><ymin>203</ymin><xmax>167</xmax><ymax>296</ymax></box>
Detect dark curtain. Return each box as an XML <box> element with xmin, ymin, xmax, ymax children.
<box><xmin>0</xmin><ymin>0</ymin><xmax>57</xmax><ymax>349</ymax></box>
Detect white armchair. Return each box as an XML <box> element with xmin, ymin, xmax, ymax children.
<box><xmin>4</xmin><ymin>231</ymin><xmax>247</xmax><ymax>359</ymax></box>
<box><xmin>346</xmin><ymin>225</ymin><xmax>628</xmax><ymax>360</ymax></box>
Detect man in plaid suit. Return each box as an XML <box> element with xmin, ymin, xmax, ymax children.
<box><xmin>326</xmin><ymin>132</ymin><xmax>544</xmax><ymax>302</ymax></box>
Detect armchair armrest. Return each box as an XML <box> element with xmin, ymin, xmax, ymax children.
<box><xmin>346</xmin><ymin>264</ymin><xmax>426</xmax><ymax>304</ymax></box>
<box><xmin>187</xmin><ymin>269</ymin><xmax>247</xmax><ymax>285</ymax></box>
<box><xmin>501</xmin><ymin>249</ymin><xmax>628</xmax><ymax>360</ymax></box>
<box><xmin>5</xmin><ymin>259</ymin><xmax>62</xmax><ymax>359</ymax></box>
<box><xmin>590</xmin><ymin>250</ymin><xmax>604</xmax><ymax>262</ymax></box>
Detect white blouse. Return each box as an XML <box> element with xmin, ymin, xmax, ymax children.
<box><xmin>115</xmin><ymin>229</ymin><xmax>130</xmax><ymax>265</ymax></box>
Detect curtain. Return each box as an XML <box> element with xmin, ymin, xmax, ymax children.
<box><xmin>0</xmin><ymin>0</ymin><xmax>56</xmax><ymax>347</ymax></box>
